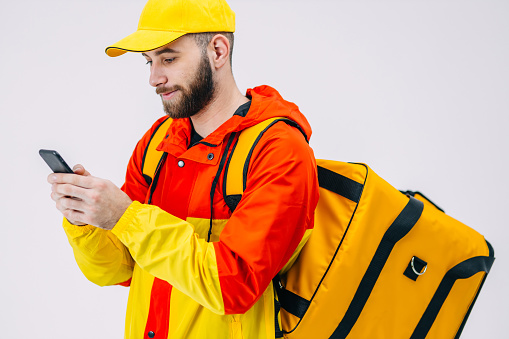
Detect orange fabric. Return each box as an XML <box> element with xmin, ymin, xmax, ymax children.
<box><xmin>117</xmin><ymin>278</ymin><xmax>132</xmax><ymax>287</ymax></box>
<box><xmin>69</xmin><ymin>85</ymin><xmax>318</xmax><ymax>338</ymax></box>
<box><xmin>145</xmin><ymin>279</ymin><xmax>173</xmax><ymax>338</ymax></box>
<box><xmin>122</xmin><ymin>85</ymin><xmax>318</xmax><ymax>313</ymax></box>
<box><xmin>127</xmin><ymin>85</ymin><xmax>316</xmax><ymax>320</ymax></box>
<box><xmin>214</xmin><ymin>123</ymin><xmax>318</xmax><ymax>313</ymax></box>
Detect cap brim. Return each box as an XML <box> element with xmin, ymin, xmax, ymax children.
<box><xmin>105</xmin><ymin>30</ymin><xmax>187</xmax><ymax>57</ymax></box>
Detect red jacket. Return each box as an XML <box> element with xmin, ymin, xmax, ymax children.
<box><xmin>63</xmin><ymin>85</ymin><xmax>319</xmax><ymax>339</ymax></box>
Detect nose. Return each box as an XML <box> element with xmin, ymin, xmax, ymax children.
<box><xmin>149</xmin><ymin>64</ymin><xmax>168</xmax><ymax>88</ymax></box>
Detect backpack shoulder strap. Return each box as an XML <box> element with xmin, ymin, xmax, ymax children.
<box><xmin>221</xmin><ymin>117</ymin><xmax>309</xmax><ymax>339</ymax></box>
<box><xmin>141</xmin><ymin>117</ymin><xmax>173</xmax><ymax>185</ymax></box>
<box><xmin>223</xmin><ymin>117</ymin><xmax>307</xmax><ymax>212</ymax></box>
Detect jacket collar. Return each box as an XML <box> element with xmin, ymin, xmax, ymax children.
<box><xmin>156</xmin><ymin>85</ymin><xmax>312</xmax><ymax>161</ymax></box>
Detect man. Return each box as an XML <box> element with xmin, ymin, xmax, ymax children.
<box><xmin>48</xmin><ymin>0</ymin><xmax>319</xmax><ymax>338</ymax></box>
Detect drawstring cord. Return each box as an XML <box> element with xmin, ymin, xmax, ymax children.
<box><xmin>147</xmin><ymin>133</ymin><xmax>237</xmax><ymax>241</ymax></box>
<box><xmin>148</xmin><ymin>152</ymin><xmax>168</xmax><ymax>205</ymax></box>
<box><xmin>208</xmin><ymin>133</ymin><xmax>237</xmax><ymax>242</ymax></box>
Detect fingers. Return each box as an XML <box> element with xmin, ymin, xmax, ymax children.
<box><xmin>62</xmin><ymin>209</ymin><xmax>88</xmax><ymax>226</ymax></box>
<box><xmin>50</xmin><ymin>191</ymin><xmax>69</xmax><ymax>202</ymax></box>
<box><xmin>73</xmin><ymin>164</ymin><xmax>91</xmax><ymax>176</ymax></box>
<box><xmin>47</xmin><ymin>169</ymin><xmax>132</xmax><ymax>230</ymax></box>
<box><xmin>50</xmin><ymin>177</ymin><xmax>110</xmax><ymax>208</ymax></box>
<box><xmin>55</xmin><ymin>194</ymin><xmax>85</xmax><ymax>213</ymax></box>
<box><xmin>46</xmin><ymin>164</ymin><xmax>90</xmax><ymax>184</ymax></box>
<box><xmin>48</xmin><ymin>172</ymin><xmax>94</xmax><ymax>188</ymax></box>
<box><xmin>51</xmin><ymin>193</ymin><xmax>88</xmax><ymax>225</ymax></box>
<box><xmin>51</xmin><ymin>182</ymin><xmax>88</xmax><ymax>201</ymax></box>
<box><xmin>47</xmin><ymin>163</ymin><xmax>92</xmax><ymax>227</ymax></box>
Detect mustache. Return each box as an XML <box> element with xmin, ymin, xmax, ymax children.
<box><xmin>156</xmin><ymin>86</ymin><xmax>182</xmax><ymax>95</ymax></box>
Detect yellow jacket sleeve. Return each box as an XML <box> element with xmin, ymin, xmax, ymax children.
<box><xmin>111</xmin><ymin>201</ymin><xmax>226</xmax><ymax>314</ymax></box>
<box><xmin>63</xmin><ymin>218</ymin><xmax>135</xmax><ymax>287</ymax></box>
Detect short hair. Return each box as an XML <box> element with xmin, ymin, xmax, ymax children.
<box><xmin>190</xmin><ymin>32</ymin><xmax>234</xmax><ymax>65</ymax></box>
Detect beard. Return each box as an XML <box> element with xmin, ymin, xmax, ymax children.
<box><xmin>157</xmin><ymin>54</ymin><xmax>215</xmax><ymax>119</ymax></box>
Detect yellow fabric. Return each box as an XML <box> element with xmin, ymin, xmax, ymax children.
<box><xmin>62</xmin><ymin>87</ymin><xmax>319</xmax><ymax>339</ymax></box>
<box><xmin>142</xmin><ymin>117</ymin><xmax>172</xmax><ymax>181</ymax></box>
<box><xmin>63</xmin><ymin>123</ymin><xmax>314</xmax><ymax>338</ymax></box>
<box><xmin>63</xmin><ymin>219</ymin><xmax>134</xmax><ymax>286</ymax></box>
<box><xmin>226</xmin><ymin>117</ymin><xmax>282</xmax><ymax>196</ymax></box>
<box><xmin>225</xmin><ymin>116</ymin><xmax>314</xmax><ymax>276</ymax></box>
<box><xmin>63</xmin><ymin>150</ymin><xmax>491</xmax><ymax>338</ymax></box>
<box><xmin>64</xmin><ymin>208</ymin><xmax>277</xmax><ymax>339</ymax></box>
<box><xmin>427</xmin><ymin>271</ymin><xmax>485</xmax><ymax>338</ymax></box>
<box><xmin>280</xmin><ymin>160</ymin><xmax>492</xmax><ymax>338</ymax></box>
<box><xmin>106</xmin><ymin>0</ymin><xmax>236</xmax><ymax>57</ymax></box>
<box><xmin>224</xmin><ymin>117</ymin><xmax>314</xmax><ymax>336</ymax></box>
<box><xmin>186</xmin><ymin>217</ymin><xmax>228</xmax><ymax>243</ymax></box>
<box><xmin>124</xmin><ymin>264</ymin><xmax>154</xmax><ymax>338</ymax></box>
<box><xmin>111</xmin><ymin>201</ymin><xmax>225</xmax><ymax>315</ymax></box>
<box><xmin>279</xmin><ymin>229</ymin><xmax>313</xmax><ymax>275</ymax></box>
<box><xmin>107</xmin><ymin>201</ymin><xmax>283</xmax><ymax>338</ymax></box>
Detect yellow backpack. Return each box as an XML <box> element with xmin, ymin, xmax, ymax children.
<box><xmin>143</xmin><ymin>117</ymin><xmax>495</xmax><ymax>339</ymax></box>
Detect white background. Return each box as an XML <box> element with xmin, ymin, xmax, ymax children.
<box><xmin>0</xmin><ymin>0</ymin><xmax>507</xmax><ymax>338</ymax></box>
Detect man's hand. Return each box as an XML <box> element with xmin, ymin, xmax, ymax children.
<box><xmin>48</xmin><ymin>164</ymin><xmax>133</xmax><ymax>230</ymax></box>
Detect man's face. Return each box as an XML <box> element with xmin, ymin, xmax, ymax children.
<box><xmin>143</xmin><ymin>36</ymin><xmax>215</xmax><ymax>119</ymax></box>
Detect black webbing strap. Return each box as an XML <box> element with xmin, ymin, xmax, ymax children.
<box><xmin>274</xmin><ymin>298</ymin><xmax>284</xmax><ymax>338</ymax></box>
<box><xmin>222</xmin><ymin>118</ymin><xmax>308</xmax><ymax>213</ymax></box>
<box><xmin>272</xmin><ymin>165</ymin><xmax>366</xmax><ymax>335</ymax></box>
<box><xmin>410</xmin><ymin>241</ymin><xmax>495</xmax><ymax>339</ymax></box>
<box><xmin>222</xmin><ymin>135</ymin><xmax>241</xmax><ymax>212</ymax></box>
<box><xmin>273</xmin><ymin>275</ymin><xmax>311</xmax><ymax>319</ymax></box>
<box><xmin>400</xmin><ymin>190</ymin><xmax>445</xmax><ymax>213</ymax></box>
<box><xmin>224</xmin><ymin>194</ymin><xmax>242</xmax><ymax>212</ymax></box>
<box><xmin>329</xmin><ymin>196</ymin><xmax>424</xmax><ymax>339</ymax></box>
<box><xmin>242</xmin><ymin>119</ymin><xmax>308</xmax><ymax>192</ymax></box>
<box><xmin>453</xmin><ymin>242</ymin><xmax>494</xmax><ymax>339</ymax></box>
<box><xmin>317</xmin><ymin>166</ymin><xmax>363</xmax><ymax>203</ymax></box>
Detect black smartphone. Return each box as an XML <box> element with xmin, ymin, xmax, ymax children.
<box><xmin>39</xmin><ymin>149</ymin><xmax>74</xmax><ymax>173</ymax></box>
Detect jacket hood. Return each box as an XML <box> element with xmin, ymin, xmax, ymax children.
<box><xmin>235</xmin><ymin>86</ymin><xmax>312</xmax><ymax>137</ymax></box>
<box><xmin>158</xmin><ymin>85</ymin><xmax>312</xmax><ymax>153</ymax></box>
<box><xmin>203</xmin><ymin>85</ymin><xmax>312</xmax><ymax>146</ymax></box>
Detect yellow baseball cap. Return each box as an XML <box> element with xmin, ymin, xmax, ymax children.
<box><xmin>105</xmin><ymin>0</ymin><xmax>235</xmax><ymax>57</ymax></box>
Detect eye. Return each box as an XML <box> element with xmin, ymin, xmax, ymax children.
<box><xmin>145</xmin><ymin>60</ymin><xmax>152</xmax><ymax>66</ymax></box>
<box><xmin>164</xmin><ymin>58</ymin><xmax>175</xmax><ymax>64</ymax></box>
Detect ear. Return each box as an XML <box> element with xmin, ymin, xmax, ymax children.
<box><xmin>208</xmin><ymin>34</ymin><xmax>230</xmax><ymax>70</ymax></box>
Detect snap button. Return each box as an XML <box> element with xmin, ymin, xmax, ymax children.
<box><xmin>178</xmin><ymin>160</ymin><xmax>185</xmax><ymax>168</ymax></box>
<box><xmin>148</xmin><ymin>331</ymin><xmax>155</xmax><ymax>338</ymax></box>
<box><xmin>207</xmin><ymin>153</ymin><xmax>214</xmax><ymax>160</ymax></box>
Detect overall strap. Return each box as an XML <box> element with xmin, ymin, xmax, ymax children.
<box><xmin>141</xmin><ymin>117</ymin><xmax>173</xmax><ymax>185</ymax></box>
